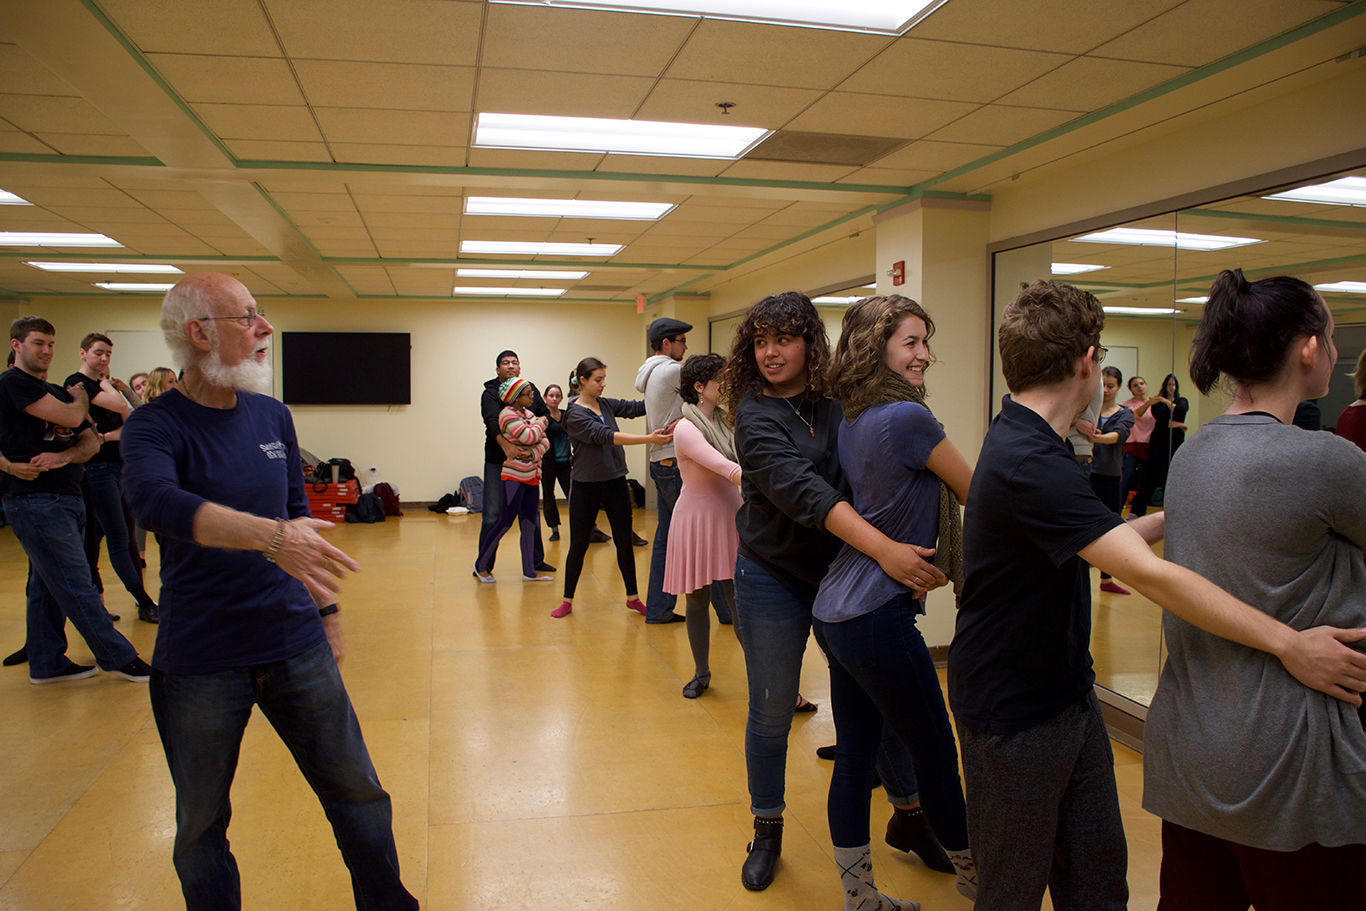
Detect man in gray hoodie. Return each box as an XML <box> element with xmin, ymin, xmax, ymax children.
<box><xmin>635</xmin><ymin>317</ymin><xmax>691</xmax><ymax>624</ymax></box>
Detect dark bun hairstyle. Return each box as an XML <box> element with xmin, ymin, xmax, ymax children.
<box><xmin>678</xmin><ymin>353</ymin><xmax>725</xmax><ymax>405</ymax></box>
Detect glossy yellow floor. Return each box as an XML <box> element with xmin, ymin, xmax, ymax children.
<box><xmin>0</xmin><ymin>511</ymin><xmax>1162</xmax><ymax>910</ymax></box>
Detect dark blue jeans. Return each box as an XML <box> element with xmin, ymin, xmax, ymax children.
<box><xmin>645</xmin><ymin>460</ymin><xmax>682</xmax><ymax>621</ymax></box>
<box><xmin>149</xmin><ymin>640</ymin><xmax>418</xmax><ymax>911</ymax></box>
<box><xmin>814</xmin><ymin>595</ymin><xmax>969</xmax><ymax>851</ymax></box>
<box><xmin>83</xmin><ymin>460</ymin><xmax>147</xmax><ymax>601</ymax></box>
<box><xmin>4</xmin><ymin>492</ymin><xmax>138</xmax><ymax>677</ymax></box>
<box><xmin>734</xmin><ymin>557</ymin><xmax>918</xmax><ymax>817</ymax></box>
<box><xmin>478</xmin><ymin>460</ymin><xmax>544</xmax><ymax>572</ymax></box>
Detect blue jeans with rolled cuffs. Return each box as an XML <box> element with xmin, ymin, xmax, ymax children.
<box><xmin>150</xmin><ymin>640</ymin><xmax>418</xmax><ymax>911</ymax></box>
<box><xmin>733</xmin><ymin>556</ymin><xmax>920</xmax><ymax>817</ymax></box>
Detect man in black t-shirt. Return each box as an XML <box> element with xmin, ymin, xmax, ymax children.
<box><xmin>948</xmin><ymin>281</ymin><xmax>1365</xmax><ymax>910</ymax></box>
<box><xmin>66</xmin><ymin>332</ymin><xmax>158</xmax><ymax>623</ymax></box>
<box><xmin>1</xmin><ymin>316</ymin><xmax>151</xmax><ymax>684</ymax></box>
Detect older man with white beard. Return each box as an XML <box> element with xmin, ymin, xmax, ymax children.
<box><xmin>121</xmin><ymin>273</ymin><xmax>418</xmax><ymax>911</ymax></box>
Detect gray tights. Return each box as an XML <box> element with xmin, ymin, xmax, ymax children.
<box><xmin>685</xmin><ymin>580</ymin><xmax>737</xmax><ymax>679</ymax></box>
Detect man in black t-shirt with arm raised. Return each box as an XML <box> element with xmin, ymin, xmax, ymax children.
<box><xmin>0</xmin><ymin>316</ymin><xmax>151</xmax><ymax>684</ymax></box>
<box><xmin>949</xmin><ymin>281</ymin><xmax>1366</xmax><ymax>911</ymax></box>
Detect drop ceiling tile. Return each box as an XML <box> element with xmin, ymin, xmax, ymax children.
<box><xmin>265</xmin><ymin>0</ymin><xmax>483</xmax><ymax>66</ymax></box>
<box><xmin>759</xmin><ymin>208</ymin><xmax>851</xmax><ymax>227</ymax></box>
<box><xmin>719</xmin><ymin>160</ymin><xmax>860</xmax><ymax>182</ymax></box>
<box><xmin>374</xmin><ymin>241</ymin><xmax>465</xmax><ymax>257</ymax></box>
<box><xmin>614</xmin><ymin>244</ymin><xmax>708</xmax><ymax>261</ymax></box>
<box><xmin>24</xmin><ymin>186</ymin><xmax>143</xmax><ymax>207</ymax></box>
<box><xmin>298</xmin><ymin>226</ymin><xmax>373</xmax><ymax>240</ymax></box>
<box><xmin>366</xmin><ymin>227</ymin><xmax>462</xmax><ymax>242</ymax></box>
<box><xmin>222</xmin><ymin>140</ymin><xmax>333</xmax><ymax>162</ymax></box>
<box><xmin>292</xmin><ymin>60</ymin><xmax>476</xmax><ymax>112</ymax></box>
<box><xmin>641</xmin><ymin>220</ymin><xmax>733</xmax><ymax>238</ymax></box>
<box><xmin>841</xmin><ymin>39</ymin><xmax>1071</xmax><ymax>103</ymax></box>
<box><xmin>268</xmin><ymin>192</ymin><xmax>356</xmax><ymax>212</ymax></box>
<box><xmin>145</xmin><ymin>55</ymin><xmax>304</xmax><ymax>105</ymax></box>
<box><xmin>1092</xmin><ymin>0</ymin><xmax>1342</xmax><ymax>67</ymax></box>
<box><xmin>465</xmin><ymin>149</ymin><xmax>606</xmax><ymax>171</ymax></box>
<box><xmin>593</xmin><ymin>155</ymin><xmax>730</xmax><ymax>178</ymax></box>
<box><xmin>113</xmin><ymin>238</ymin><xmax>223</xmax><ymax>255</ymax></box>
<box><xmin>733</xmin><ymin>223</ymin><xmax>805</xmax><ymax>240</ymax></box>
<box><xmin>999</xmin><ymin>56</ymin><xmax>1192</xmax><ymax>111</ymax></box>
<box><xmin>544</xmin><ymin>228</ymin><xmax>643</xmax><ymax>245</ymax></box>
<box><xmin>123</xmin><ymin>189</ymin><xmax>217</xmax><ymax>210</ymax></box>
<box><xmin>666</xmin><ymin>204</ymin><xmax>770</xmax><ymax>225</ymax></box>
<box><xmin>476</xmin><ymin>69</ymin><xmax>655</xmax><ymax>119</ymax></box>
<box><xmin>192</xmin><ymin>104</ymin><xmax>323</xmax><ymax>142</ymax></box>
<box><xmin>633</xmin><ymin>79</ymin><xmax>821</xmax><ymax>131</ymax></box>
<box><xmin>785</xmin><ymin>92</ymin><xmax>978</xmax><ymax>140</ymax></box>
<box><xmin>331</xmin><ymin>144</ymin><xmax>468</xmax><ymax>167</ymax></box>
<box><xmin>925</xmin><ymin>104</ymin><xmax>1081</xmax><ymax>146</ymax></box>
<box><xmin>314</xmin><ymin>108</ymin><xmax>470</xmax><ymax>146</ymax></box>
<box><xmin>0</xmin><ymin>46</ymin><xmax>79</xmax><ymax>96</ymax></box>
<box><xmin>362</xmin><ymin>212</ymin><xmax>461</xmax><ymax>230</ymax></box>
<box><xmin>837</xmin><ymin>167</ymin><xmax>936</xmax><ymax>186</ymax></box>
<box><xmin>0</xmin><ymin>210</ymin><xmax>82</xmax><ymax>228</ymax></box>
<box><xmin>481</xmin><ymin>5</ymin><xmax>694</xmax><ymax>77</ymax></box>
<box><xmin>288</xmin><ymin>210</ymin><xmax>366</xmax><ymax>228</ymax></box>
<box><xmin>344</xmin><ymin>184</ymin><xmax>465</xmax><ymax>197</ymax></box>
<box><xmin>97</xmin><ymin>0</ymin><xmax>282</xmax><ymax>56</ymax></box>
<box><xmin>682</xmin><ymin>252</ymin><xmax>736</xmax><ymax>265</ymax></box>
<box><xmin>0</xmin><ymin>132</ymin><xmax>55</xmax><ymax>154</ymax></box>
<box><xmin>352</xmin><ymin>195</ymin><xmax>465</xmax><ymax>215</ymax></box>
<box><xmin>208</xmin><ymin>239</ymin><xmax>276</xmax><ymax>256</ymax></box>
<box><xmin>666</xmin><ymin>20</ymin><xmax>890</xmax><ymax>90</ymax></box>
<box><xmin>871</xmin><ymin>139</ymin><xmax>1004</xmax><ymax>172</ymax></box>
<box><xmin>30</xmin><ymin>134</ymin><xmax>156</xmax><ymax>157</ymax></box>
<box><xmin>314</xmin><ymin>243</ymin><xmax>380</xmax><ymax>257</ymax></box>
<box><xmin>684</xmin><ymin>195</ymin><xmax>787</xmax><ymax>210</ymax></box>
<box><xmin>913</xmin><ymin>0</ymin><xmax>1185</xmax><ymax>54</ymax></box>
<box><xmin>0</xmin><ymin>95</ymin><xmax>125</xmax><ymax>134</ymax></box>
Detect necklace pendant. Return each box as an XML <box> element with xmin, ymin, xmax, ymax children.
<box><xmin>810</xmin><ymin>427</ymin><xmax>815</xmax><ymax>438</ymax></box>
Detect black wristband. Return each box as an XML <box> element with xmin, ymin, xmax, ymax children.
<box><xmin>318</xmin><ymin>603</ymin><xmax>339</xmax><ymax>617</ymax></box>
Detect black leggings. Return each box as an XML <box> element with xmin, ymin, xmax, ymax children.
<box><xmin>541</xmin><ymin>458</ymin><xmax>572</xmax><ymax>529</ymax></box>
<box><xmin>563</xmin><ymin>477</ymin><xmax>637</xmax><ymax>599</ymax></box>
<box><xmin>1090</xmin><ymin>472</ymin><xmax>1122</xmax><ymax>580</ymax></box>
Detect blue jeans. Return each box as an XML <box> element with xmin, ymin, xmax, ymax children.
<box><xmin>4</xmin><ymin>493</ymin><xmax>138</xmax><ymax>677</ymax></box>
<box><xmin>645</xmin><ymin>461</ymin><xmax>682</xmax><ymax>621</ymax></box>
<box><xmin>84</xmin><ymin>460</ymin><xmax>148</xmax><ymax>602</ymax></box>
<box><xmin>814</xmin><ymin>595</ymin><xmax>969</xmax><ymax>851</ymax></box>
<box><xmin>1121</xmin><ymin>451</ymin><xmax>1143</xmax><ymax>503</ymax></box>
<box><xmin>149</xmin><ymin>641</ymin><xmax>418</xmax><ymax>911</ymax></box>
<box><xmin>478</xmin><ymin>461</ymin><xmax>544</xmax><ymax>572</ymax></box>
<box><xmin>733</xmin><ymin>557</ymin><xmax>918</xmax><ymax>817</ymax></box>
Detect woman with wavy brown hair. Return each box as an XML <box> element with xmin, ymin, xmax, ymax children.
<box><xmin>812</xmin><ymin>294</ymin><xmax>977</xmax><ymax>907</ymax></box>
<box><xmin>721</xmin><ymin>291</ymin><xmax>948</xmax><ymax>895</ymax></box>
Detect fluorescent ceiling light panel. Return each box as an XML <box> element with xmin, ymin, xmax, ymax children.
<box><xmin>1264</xmin><ymin>176</ymin><xmax>1366</xmax><ymax>207</ymax></box>
<box><xmin>457</xmin><ymin>268</ymin><xmax>589</xmax><ymax>279</ymax></box>
<box><xmin>1176</xmin><ymin>296</ymin><xmax>1209</xmax><ymax>304</ymax></box>
<box><xmin>1314</xmin><ymin>281</ymin><xmax>1366</xmax><ymax>294</ymax></box>
<box><xmin>94</xmin><ymin>282</ymin><xmax>175</xmax><ymax>291</ymax></box>
<box><xmin>1072</xmin><ymin>228</ymin><xmax>1261</xmax><ymax>251</ymax></box>
<box><xmin>813</xmin><ymin>295</ymin><xmax>864</xmax><ymax>304</ymax></box>
<box><xmin>474</xmin><ymin>113</ymin><xmax>767</xmax><ymax>159</ymax></box>
<box><xmin>490</xmin><ymin>0</ymin><xmax>948</xmax><ymax>34</ymax></box>
<box><xmin>0</xmin><ymin>189</ymin><xmax>33</xmax><ymax>205</ymax></box>
<box><xmin>27</xmin><ymin>261</ymin><xmax>184</xmax><ymax>274</ymax></box>
<box><xmin>454</xmin><ymin>287</ymin><xmax>565</xmax><ymax>297</ymax></box>
<box><xmin>461</xmin><ymin>240</ymin><xmax>622</xmax><ymax>256</ymax></box>
<box><xmin>465</xmin><ymin>197</ymin><xmax>674</xmax><ymax>220</ymax></box>
<box><xmin>1051</xmin><ymin>263</ymin><xmax>1109</xmax><ymax>275</ymax></box>
<box><xmin>0</xmin><ymin>232</ymin><xmax>123</xmax><ymax>247</ymax></box>
<box><xmin>1103</xmin><ymin>307</ymin><xmax>1180</xmax><ymax>315</ymax></box>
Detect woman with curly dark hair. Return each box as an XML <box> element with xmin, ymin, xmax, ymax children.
<box><xmin>722</xmin><ymin>291</ymin><xmax>948</xmax><ymax>894</ymax></box>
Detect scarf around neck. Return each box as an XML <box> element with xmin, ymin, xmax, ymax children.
<box><xmin>842</xmin><ymin>372</ymin><xmax>964</xmax><ymax>596</ymax></box>
<box><xmin>681</xmin><ymin>402</ymin><xmax>737</xmax><ymax>463</ymax></box>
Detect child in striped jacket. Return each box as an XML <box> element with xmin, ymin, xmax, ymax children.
<box><xmin>473</xmin><ymin>378</ymin><xmax>553</xmax><ymax>582</ymax></box>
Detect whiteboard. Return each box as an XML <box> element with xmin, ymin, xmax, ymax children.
<box><xmin>105</xmin><ymin>330</ymin><xmax>177</xmax><ymax>385</ymax></box>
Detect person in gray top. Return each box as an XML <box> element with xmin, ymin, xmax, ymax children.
<box><xmin>1144</xmin><ymin>269</ymin><xmax>1366</xmax><ymax>910</ymax></box>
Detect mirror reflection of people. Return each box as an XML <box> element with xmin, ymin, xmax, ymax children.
<box><xmin>1120</xmin><ymin>375</ymin><xmax>1154</xmax><ymax>515</ymax></box>
<box><xmin>1144</xmin><ymin>269</ymin><xmax>1366</xmax><ymax>909</ymax></box>
<box><xmin>1334</xmin><ymin>349</ymin><xmax>1366</xmax><ymax>453</ymax></box>
<box><xmin>1129</xmin><ymin>373</ymin><xmax>1188</xmax><ymax>517</ymax></box>
<box><xmin>1084</xmin><ymin>366</ymin><xmax>1135</xmax><ymax>594</ymax></box>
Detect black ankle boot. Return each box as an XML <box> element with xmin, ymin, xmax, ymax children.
<box><xmin>741</xmin><ymin>816</ymin><xmax>783</xmax><ymax>891</ymax></box>
<box><xmin>886</xmin><ymin>806</ymin><xmax>954</xmax><ymax>873</ymax></box>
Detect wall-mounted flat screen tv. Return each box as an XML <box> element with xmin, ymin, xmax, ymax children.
<box><xmin>282</xmin><ymin>332</ymin><xmax>411</xmax><ymax>405</ymax></box>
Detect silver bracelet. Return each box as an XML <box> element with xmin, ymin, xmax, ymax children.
<box><xmin>262</xmin><ymin>518</ymin><xmax>286</xmax><ymax>563</ymax></box>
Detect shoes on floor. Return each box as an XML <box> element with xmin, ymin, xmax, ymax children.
<box><xmin>625</xmin><ymin>598</ymin><xmax>646</xmax><ymax>616</ymax></box>
<box><xmin>112</xmin><ymin>657</ymin><xmax>153</xmax><ymax>682</ymax></box>
<box><xmin>31</xmin><ymin>663</ymin><xmax>98</xmax><ymax>685</ymax></box>
<box><xmin>523</xmin><ymin>574</ymin><xmax>554</xmax><ymax>582</ymax></box>
<box><xmin>682</xmin><ymin>673</ymin><xmax>711</xmax><ymax>699</ymax></box>
<box><xmin>138</xmin><ymin>602</ymin><xmax>159</xmax><ymax>624</ymax></box>
<box><xmin>551</xmin><ymin>601</ymin><xmax>573</xmax><ymax>618</ymax></box>
<box><xmin>589</xmin><ymin>528</ymin><xmax>610</xmax><ymax>543</ymax></box>
<box><xmin>741</xmin><ymin>816</ymin><xmax>783</xmax><ymax>891</ymax></box>
<box><xmin>536</xmin><ymin>561</ymin><xmax>557</xmax><ymax>573</ymax></box>
<box><xmin>3</xmin><ymin>646</ymin><xmax>27</xmax><ymax>667</ymax></box>
<box><xmin>794</xmin><ymin>695</ymin><xmax>818</xmax><ymax>713</ymax></box>
<box><xmin>106</xmin><ymin>610</ymin><xmax>120</xmax><ymax>621</ymax></box>
<box><xmin>473</xmin><ymin>566</ymin><xmax>496</xmax><ymax>583</ymax></box>
<box><xmin>631</xmin><ymin>532</ymin><xmax>648</xmax><ymax>547</ymax></box>
<box><xmin>549</xmin><ymin>528</ymin><xmax>560</xmax><ymax>541</ymax></box>
<box><xmin>1099</xmin><ymin>580</ymin><xmax>1131</xmax><ymax>595</ymax></box>
<box><xmin>886</xmin><ymin>806</ymin><xmax>955</xmax><ymax>874</ymax></box>
<box><xmin>646</xmin><ymin>612</ymin><xmax>686</xmax><ymax>624</ymax></box>
<box><xmin>816</xmin><ymin>744</ymin><xmax>835</xmax><ymax>760</ymax></box>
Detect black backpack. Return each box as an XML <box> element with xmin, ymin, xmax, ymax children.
<box><xmin>346</xmin><ymin>492</ymin><xmax>385</xmax><ymax>523</ymax></box>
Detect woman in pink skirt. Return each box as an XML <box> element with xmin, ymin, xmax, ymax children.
<box><xmin>664</xmin><ymin>354</ymin><xmax>743</xmax><ymax>699</ymax></box>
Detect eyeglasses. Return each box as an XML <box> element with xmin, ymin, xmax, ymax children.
<box><xmin>196</xmin><ymin>307</ymin><xmax>266</xmax><ymax>326</ymax></box>
<box><xmin>1094</xmin><ymin>345</ymin><xmax>1108</xmax><ymax>363</ymax></box>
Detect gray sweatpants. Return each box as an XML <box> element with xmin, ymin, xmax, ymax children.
<box><xmin>957</xmin><ymin>690</ymin><xmax>1128</xmax><ymax>911</ymax></box>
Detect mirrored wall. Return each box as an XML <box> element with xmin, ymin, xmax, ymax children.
<box><xmin>992</xmin><ymin>164</ymin><xmax>1366</xmax><ymax>715</ymax></box>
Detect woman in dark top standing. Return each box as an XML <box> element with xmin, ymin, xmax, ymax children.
<box><xmin>540</xmin><ymin>384</ymin><xmax>572</xmax><ymax>541</ymax></box>
<box><xmin>1131</xmin><ymin>373</ymin><xmax>1188</xmax><ymax>516</ymax></box>
<box><xmin>555</xmin><ymin>357</ymin><xmax>671</xmax><ymax>619</ymax></box>
<box><xmin>1086</xmin><ymin>366</ymin><xmax>1136</xmax><ymax>594</ymax></box>
<box><xmin>719</xmin><ymin>291</ymin><xmax>947</xmax><ymax>893</ymax></box>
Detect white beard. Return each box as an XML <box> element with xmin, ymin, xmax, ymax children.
<box><xmin>200</xmin><ymin>347</ymin><xmax>273</xmax><ymax>394</ymax></box>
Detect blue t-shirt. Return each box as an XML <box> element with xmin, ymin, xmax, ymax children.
<box><xmin>121</xmin><ymin>389</ymin><xmax>324</xmax><ymax>674</ymax></box>
<box><xmin>813</xmin><ymin>401</ymin><xmax>945</xmax><ymax>623</ymax></box>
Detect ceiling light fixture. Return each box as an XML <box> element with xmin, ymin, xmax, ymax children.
<box><xmin>1176</xmin><ymin>296</ymin><xmax>1209</xmax><ymax>304</ymax></box>
<box><xmin>1051</xmin><ymin>263</ymin><xmax>1109</xmax><ymax>275</ymax></box>
<box><xmin>1264</xmin><ymin>176</ymin><xmax>1366</xmax><ymax>208</ymax></box>
<box><xmin>474</xmin><ymin>113</ymin><xmax>768</xmax><ymax>159</ymax></box>
<box><xmin>1314</xmin><ymin>281</ymin><xmax>1366</xmax><ymax>294</ymax></box>
<box><xmin>453</xmin><ymin>287</ymin><xmax>566</xmax><ymax>297</ymax></box>
<box><xmin>489</xmin><ymin>0</ymin><xmax>949</xmax><ymax>35</ymax></box>
<box><xmin>457</xmin><ymin>268</ymin><xmax>589</xmax><ymax>279</ymax></box>
<box><xmin>465</xmin><ymin>197</ymin><xmax>675</xmax><ymax>220</ymax></box>
<box><xmin>26</xmin><ymin>262</ymin><xmax>184</xmax><ymax>274</ymax></box>
<box><xmin>460</xmin><ymin>240</ymin><xmax>622</xmax><ymax>257</ymax></box>
<box><xmin>0</xmin><ymin>189</ymin><xmax>34</xmax><ymax>206</ymax></box>
<box><xmin>813</xmin><ymin>295</ymin><xmax>864</xmax><ymax>305</ymax></box>
<box><xmin>0</xmin><ymin>232</ymin><xmax>123</xmax><ymax>248</ymax></box>
<box><xmin>1072</xmin><ymin>228</ymin><xmax>1261</xmax><ymax>251</ymax></box>
<box><xmin>1103</xmin><ymin>307</ymin><xmax>1181</xmax><ymax>315</ymax></box>
<box><xmin>94</xmin><ymin>282</ymin><xmax>175</xmax><ymax>292</ymax></box>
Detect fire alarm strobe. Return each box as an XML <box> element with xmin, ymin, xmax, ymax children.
<box><xmin>888</xmin><ymin>261</ymin><xmax>905</xmax><ymax>286</ymax></box>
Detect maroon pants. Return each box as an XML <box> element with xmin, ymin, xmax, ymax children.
<box><xmin>1158</xmin><ymin>820</ymin><xmax>1366</xmax><ymax>911</ymax></box>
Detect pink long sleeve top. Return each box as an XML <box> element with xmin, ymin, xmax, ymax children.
<box><xmin>663</xmin><ymin>418</ymin><xmax>744</xmax><ymax>594</ymax></box>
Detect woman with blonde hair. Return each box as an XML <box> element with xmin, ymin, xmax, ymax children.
<box><xmin>1334</xmin><ymin>347</ymin><xmax>1366</xmax><ymax>453</ymax></box>
<box><xmin>141</xmin><ymin>367</ymin><xmax>177</xmax><ymax>403</ymax></box>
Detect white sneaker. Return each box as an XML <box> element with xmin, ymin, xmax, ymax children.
<box><xmin>472</xmin><ymin>565</ymin><xmax>496</xmax><ymax>583</ymax></box>
<box><xmin>523</xmin><ymin>574</ymin><xmax>554</xmax><ymax>581</ymax></box>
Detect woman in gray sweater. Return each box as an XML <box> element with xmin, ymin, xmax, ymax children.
<box><xmin>1143</xmin><ymin>269</ymin><xmax>1366</xmax><ymax>909</ymax></box>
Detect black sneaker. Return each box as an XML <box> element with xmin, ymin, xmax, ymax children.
<box><xmin>112</xmin><ymin>657</ymin><xmax>153</xmax><ymax>682</ymax></box>
<box><xmin>535</xmin><ymin>562</ymin><xmax>557</xmax><ymax>573</ymax></box>
<box><xmin>106</xmin><ymin>610</ymin><xmax>121</xmax><ymax>622</ymax></box>
<box><xmin>138</xmin><ymin>603</ymin><xmax>159</xmax><ymax>624</ymax></box>
<box><xmin>31</xmin><ymin>663</ymin><xmax>98</xmax><ymax>685</ymax></box>
<box><xmin>3</xmin><ymin>646</ymin><xmax>27</xmax><ymax>667</ymax></box>
<box><xmin>549</xmin><ymin>528</ymin><xmax>560</xmax><ymax>541</ymax></box>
